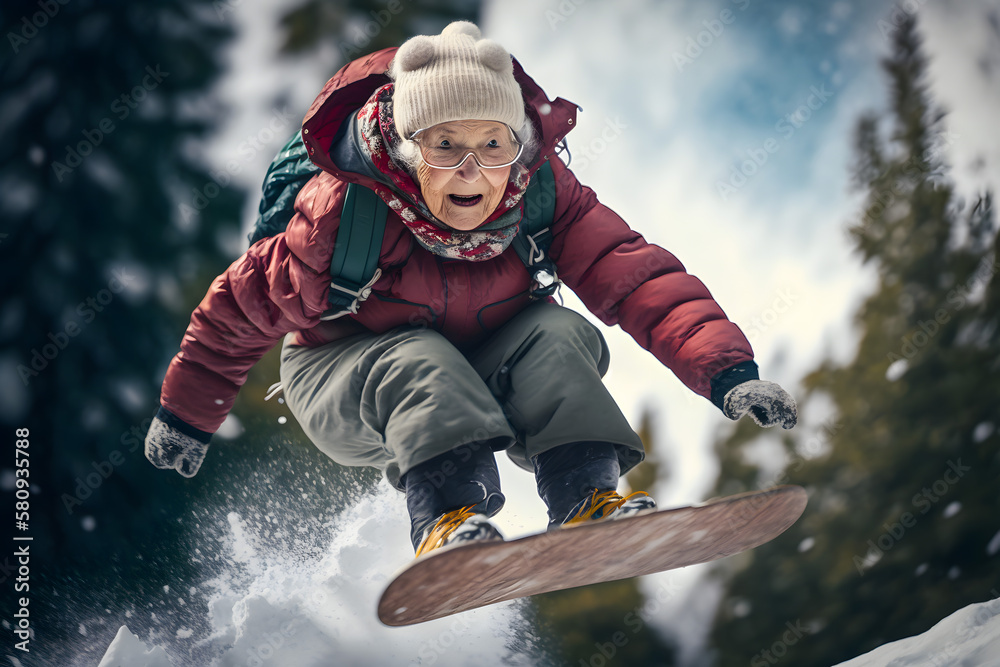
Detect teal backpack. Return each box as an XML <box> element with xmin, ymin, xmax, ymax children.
<box><xmin>248</xmin><ymin>131</ymin><xmax>560</xmax><ymax>320</ymax></box>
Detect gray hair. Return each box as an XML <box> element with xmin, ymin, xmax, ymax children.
<box><xmin>389</xmin><ymin>115</ymin><xmax>540</xmax><ymax>178</ymax></box>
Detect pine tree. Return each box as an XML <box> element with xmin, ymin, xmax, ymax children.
<box><xmin>1</xmin><ymin>0</ymin><xmax>250</xmax><ymax>550</ymax></box>
<box><xmin>706</xmin><ymin>14</ymin><xmax>999</xmax><ymax>666</ymax></box>
<box><xmin>1</xmin><ymin>0</ymin><xmax>243</xmax><ymax>658</ymax></box>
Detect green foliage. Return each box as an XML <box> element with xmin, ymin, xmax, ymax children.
<box><xmin>0</xmin><ymin>0</ymin><xmax>249</xmax><ymax>658</ymax></box>
<box><xmin>706</xmin><ymin>14</ymin><xmax>1000</xmax><ymax>666</ymax></box>
<box><xmin>625</xmin><ymin>407</ymin><xmax>666</xmax><ymax>494</ymax></box>
<box><xmin>277</xmin><ymin>0</ymin><xmax>483</xmax><ymax>61</ymax></box>
<box><xmin>1</xmin><ymin>0</ymin><xmax>243</xmax><ymax>570</ymax></box>
<box><xmin>533</xmin><ymin>580</ymin><xmax>678</xmax><ymax>667</ymax></box>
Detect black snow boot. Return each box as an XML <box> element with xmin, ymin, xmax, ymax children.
<box><xmin>534</xmin><ymin>441</ymin><xmax>656</xmax><ymax>527</ymax></box>
<box><xmin>402</xmin><ymin>442</ymin><xmax>505</xmax><ymax>553</ymax></box>
<box><xmin>533</xmin><ymin>441</ymin><xmax>622</xmax><ymax>527</ymax></box>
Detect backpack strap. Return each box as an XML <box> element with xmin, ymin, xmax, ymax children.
<box><xmin>512</xmin><ymin>160</ymin><xmax>561</xmax><ymax>299</ymax></box>
<box><xmin>321</xmin><ymin>160</ymin><xmax>556</xmax><ymax>320</ymax></box>
<box><xmin>321</xmin><ymin>183</ymin><xmax>389</xmax><ymax>320</ymax></box>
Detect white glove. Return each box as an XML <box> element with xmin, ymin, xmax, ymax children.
<box><xmin>144</xmin><ymin>416</ymin><xmax>209</xmax><ymax>477</ymax></box>
<box><xmin>723</xmin><ymin>380</ymin><xmax>798</xmax><ymax>429</ymax></box>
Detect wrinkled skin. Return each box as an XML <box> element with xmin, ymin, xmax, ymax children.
<box><xmin>414</xmin><ymin>120</ymin><xmax>512</xmax><ymax>231</ymax></box>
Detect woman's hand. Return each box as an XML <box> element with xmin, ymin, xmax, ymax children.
<box><xmin>723</xmin><ymin>380</ymin><xmax>798</xmax><ymax>429</ymax></box>
<box><xmin>144</xmin><ymin>416</ymin><xmax>210</xmax><ymax>477</ymax></box>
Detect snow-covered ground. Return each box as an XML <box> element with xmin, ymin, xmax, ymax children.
<box><xmin>833</xmin><ymin>598</ymin><xmax>1000</xmax><ymax>667</ymax></box>
<box><xmin>94</xmin><ymin>483</ymin><xmax>547</xmax><ymax>666</ymax></box>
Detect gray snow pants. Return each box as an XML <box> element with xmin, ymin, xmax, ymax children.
<box><xmin>279</xmin><ymin>301</ymin><xmax>644</xmax><ymax>491</ymax></box>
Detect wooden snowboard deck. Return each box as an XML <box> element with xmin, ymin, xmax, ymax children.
<box><xmin>378</xmin><ymin>485</ymin><xmax>807</xmax><ymax>626</ymax></box>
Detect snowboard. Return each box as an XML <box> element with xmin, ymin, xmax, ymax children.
<box><xmin>378</xmin><ymin>485</ymin><xmax>807</xmax><ymax>626</ymax></box>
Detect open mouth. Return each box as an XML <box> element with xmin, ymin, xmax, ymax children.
<box><xmin>448</xmin><ymin>194</ymin><xmax>483</xmax><ymax>207</ymax></box>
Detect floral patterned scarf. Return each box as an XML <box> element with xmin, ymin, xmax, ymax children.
<box><xmin>354</xmin><ymin>84</ymin><xmax>530</xmax><ymax>261</ymax></box>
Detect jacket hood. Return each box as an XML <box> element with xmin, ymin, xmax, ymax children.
<box><xmin>300</xmin><ymin>47</ymin><xmax>580</xmax><ymax>189</ymax></box>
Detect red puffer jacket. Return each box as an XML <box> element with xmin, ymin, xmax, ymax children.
<box><xmin>160</xmin><ymin>48</ymin><xmax>754</xmax><ymax>434</ymax></box>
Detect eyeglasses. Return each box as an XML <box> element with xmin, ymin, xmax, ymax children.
<box><xmin>409</xmin><ymin>121</ymin><xmax>523</xmax><ymax>169</ymax></box>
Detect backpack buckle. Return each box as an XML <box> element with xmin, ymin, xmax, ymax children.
<box><xmin>523</xmin><ymin>229</ymin><xmax>561</xmax><ymax>299</ymax></box>
<box><xmin>321</xmin><ymin>267</ymin><xmax>382</xmax><ymax>320</ymax></box>
<box><xmin>530</xmin><ymin>267</ymin><xmax>561</xmax><ymax>299</ymax></box>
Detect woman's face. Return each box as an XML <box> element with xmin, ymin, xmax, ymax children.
<box><xmin>413</xmin><ymin>120</ymin><xmax>513</xmax><ymax>231</ymax></box>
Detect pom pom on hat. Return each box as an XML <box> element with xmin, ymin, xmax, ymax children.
<box><xmin>390</xmin><ymin>21</ymin><xmax>525</xmax><ymax>138</ymax></box>
<box><xmin>476</xmin><ymin>40</ymin><xmax>512</xmax><ymax>73</ymax></box>
<box><xmin>396</xmin><ymin>36</ymin><xmax>435</xmax><ymax>72</ymax></box>
<box><xmin>441</xmin><ymin>20</ymin><xmax>481</xmax><ymax>39</ymax></box>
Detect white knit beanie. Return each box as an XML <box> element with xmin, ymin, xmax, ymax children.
<box><xmin>390</xmin><ymin>21</ymin><xmax>525</xmax><ymax>139</ymax></box>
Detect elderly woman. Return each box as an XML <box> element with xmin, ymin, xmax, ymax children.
<box><xmin>145</xmin><ymin>22</ymin><xmax>797</xmax><ymax>556</ymax></box>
